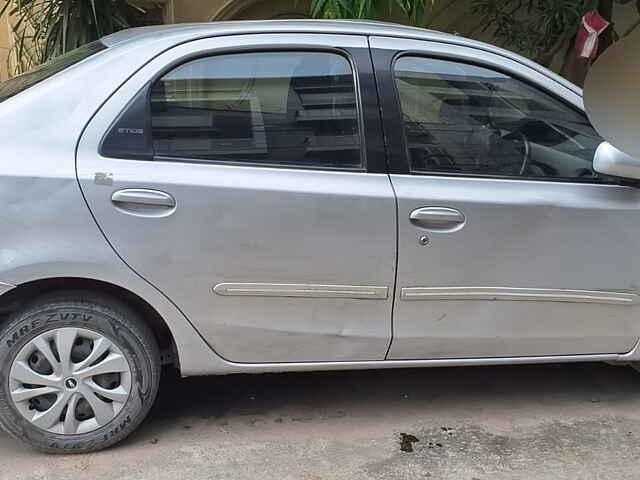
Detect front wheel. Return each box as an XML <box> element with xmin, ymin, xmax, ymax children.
<box><xmin>0</xmin><ymin>291</ymin><xmax>161</xmax><ymax>453</ymax></box>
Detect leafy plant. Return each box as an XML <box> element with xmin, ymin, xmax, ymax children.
<box><xmin>472</xmin><ymin>0</ymin><xmax>596</xmax><ymax>64</ymax></box>
<box><xmin>310</xmin><ymin>0</ymin><xmax>434</xmax><ymax>26</ymax></box>
<box><xmin>472</xmin><ymin>0</ymin><xmax>640</xmax><ymax>67</ymax></box>
<box><xmin>1</xmin><ymin>0</ymin><xmax>142</xmax><ymax>75</ymax></box>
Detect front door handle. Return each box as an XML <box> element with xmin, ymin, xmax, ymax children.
<box><xmin>409</xmin><ymin>207</ymin><xmax>465</xmax><ymax>232</ymax></box>
<box><xmin>112</xmin><ymin>189</ymin><xmax>176</xmax><ymax>207</ymax></box>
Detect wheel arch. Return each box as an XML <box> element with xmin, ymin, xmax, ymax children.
<box><xmin>0</xmin><ymin>277</ymin><xmax>178</xmax><ymax>368</ymax></box>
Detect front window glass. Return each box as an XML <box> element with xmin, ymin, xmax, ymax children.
<box><xmin>151</xmin><ymin>51</ymin><xmax>362</xmax><ymax>169</ymax></box>
<box><xmin>394</xmin><ymin>56</ymin><xmax>605</xmax><ymax>180</ymax></box>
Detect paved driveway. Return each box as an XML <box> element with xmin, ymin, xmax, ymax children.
<box><xmin>2</xmin><ymin>362</ymin><xmax>640</xmax><ymax>479</ymax></box>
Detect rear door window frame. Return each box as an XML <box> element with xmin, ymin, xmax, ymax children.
<box><xmin>101</xmin><ymin>43</ymin><xmax>387</xmax><ymax>174</ymax></box>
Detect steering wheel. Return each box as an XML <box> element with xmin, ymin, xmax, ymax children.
<box><xmin>460</xmin><ymin>128</ymin><xmax>532</xmax><ymax>176</ymax></box>
<box><xmin>505</xmin><ymin>131</ymin><xmax>532</xmax><ymax>176</ymax></box>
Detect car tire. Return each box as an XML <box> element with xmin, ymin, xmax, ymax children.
<box><xmin>0</xmin><ymin>290</ymin><xmax>161</xmax><ymax>453</ymax></box>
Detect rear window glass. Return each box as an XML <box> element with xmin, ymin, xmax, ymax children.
<box><xmin>148</xmin><ymin>51</ymin><xmax>363</xmax><ymax>169</ymax></box>
<box><xmin>0</xmin><ymin>41</ymin><xmax>107</xmax><ymax>103</ymax></box>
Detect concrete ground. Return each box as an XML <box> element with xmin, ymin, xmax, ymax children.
<box><xmin>3</xmin><ymin>362</ymin><xmax>640</xmax><ymax>479</ymax></box>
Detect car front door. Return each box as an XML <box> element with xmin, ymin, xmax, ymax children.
<box><xmin>77</xmin><ymin>34</ymin><xmax>397</xmax><ymax>363</ymax></box>
<box><xmin>372</xmin><ymin>36</ymin><xmax>640</xmax><ymax>360</ymax></box>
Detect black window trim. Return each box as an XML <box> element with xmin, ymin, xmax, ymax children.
<box><xmin>101</xmin><ymin>43</ymin><xmax>386</xmax><ymax>174</ymax></box>
<box><xmin>378</xmin><ymin>47</ymin><xmax>625</xmax><ymax>186</ymax></box>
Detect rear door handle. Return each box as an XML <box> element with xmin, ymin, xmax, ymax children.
<box><xmin>112</xmin><ymin>189</ymin><xmax>175</xmax><ymax>207</ymax></box>
<box><xmin>111</xmin><ymin>189</ymin><xmax>176</xmax><ymax>216</ymax></box>
<box><xmin>409</xmin><ymin>207</ymin><xmax>465</xmax><ymax>232</ymax></box>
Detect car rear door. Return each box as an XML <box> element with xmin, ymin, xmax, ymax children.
<box><xmin>371</xmin><ymin>36</ymin><xmax>640</xmax><ymax>360</ymax></box>
<box><xmin>77</xmin><ymin>34</ymin><xmax>396</xmax><ymax>363</ymax></box>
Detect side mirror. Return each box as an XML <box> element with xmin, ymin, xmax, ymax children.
<box><xmin>593</xmin><ymin>142</ymin><xmax>640</xmax><ymax>180</ymax></box>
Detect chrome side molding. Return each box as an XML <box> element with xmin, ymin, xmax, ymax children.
<box><xmin>213</xmin><ymin>283</ymin><xmax>389</xmax><ymax>300</ymax></box>
<box><xmin>213</xmin><ymin>284</ymin><xmax>635</xmax><ymax>304</ymax></box>
<box><xmin>400</xmin><ymin>286</ymin><xmax>637</xmax><ymax>305</ymax></box>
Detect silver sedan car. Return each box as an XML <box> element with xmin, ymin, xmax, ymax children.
<box><xmin>0</xmin><ymin>19</ymin><xmax>638</xmax><ymax>453</ymax></box>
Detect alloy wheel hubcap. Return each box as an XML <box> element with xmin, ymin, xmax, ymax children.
<box><xmin>8</xmin><ymin>327</ymin><xmax>132</xmax><ymax>435</ymax></box>
<box><xmin>64</xmin><ymin>378</ymin><xmax>78</xmax><ymax>390</ymax></box>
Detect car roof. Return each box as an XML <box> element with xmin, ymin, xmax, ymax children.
<box><xmin>100</xmin><ymin>19</ymin><xmax>580</xmax><ymax>95</ymax></box>
<box><xmin>101</xmin><ymin>20</ymin><xmax>456</xmax><ymax>47</ymax></box>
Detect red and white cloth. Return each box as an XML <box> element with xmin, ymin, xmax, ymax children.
<box><xmin>575</xmin><ymin>11</ymin><xmax>610</xmax><ymax>59</ymax></box>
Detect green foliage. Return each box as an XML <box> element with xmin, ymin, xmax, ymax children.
<box><xmin>472</xmin><ymin>0</ymin><xmax>597</xmax><ymax>63</ymax></box>
<box><xmin>392</xmin><ymin>0</ymin><xmax>430</xmax><ymax>24</ymax></box>
<box><xmin>310</xmin><ymin>0</ymin><xmax>433</xmax><ymax>25</ymax></box>
<box><xmin>311</xmin><ymin>0</ymin><xmax>375</xmax><ymax>18</ymax></box>
<box><xmin>1</xmin><ymin>0</ymin><xmax>138</xmax><ymax>74</ymax></box>
<box><xmin>471</xmin><ymin>0</ymin><xmax>640</xmax><ymax>65</ymax></box>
